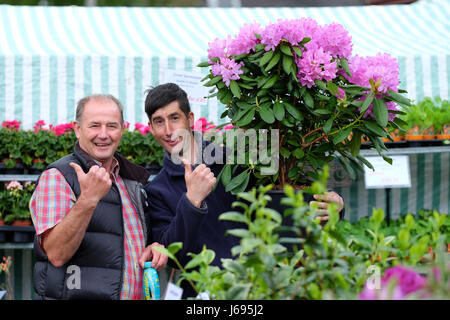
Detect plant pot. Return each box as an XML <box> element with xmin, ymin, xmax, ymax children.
<box><xmin>11</xmin><ymin>219</ymin><xmax>33</xmax><ymax>226</ymax></box>
<box><xmin>406</xmin><ymin>126</ymin><xmax>422</xmax><ymax>141</ymax></box>
<box><xmin>29</xmin><ymin>158</ymin><xmax>45</xmax><ymax>174</ymax></box>
<box><xmin>0</xmin><ymin>160</ymin><xmax>25</xmax><ymax>174</ymax></box>
<box><xmin>422</xmin><ymin>126</ymin><xmax>436</xmax><ymax>140</ymax></box>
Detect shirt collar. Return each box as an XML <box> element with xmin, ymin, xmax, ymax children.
<box><xmin>92</xmin><ymin>157</ymin><xmax>120</xmax><ymax>178</ymax></box>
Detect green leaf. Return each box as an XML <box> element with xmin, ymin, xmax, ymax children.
<box><xmin>280</xmin><ymin>44</ymin><xmax>293</xmax><ymax>56</ymax></box>
<box><xmin>259</xmin><ymin>105</ymin><xmax>275</xmax><ymax>124</ymax></box>
<box><xmin>327</xmin><ymin>82</ymin><xmax>340</xmax><ymax>96</ymax></box>
<box><xmin>314</xmin><ymin>80</ymin><xmax>327</xmax><ymax>90</ymax></box>
<box><xmin>282</xmin><ymin>55</ymin><xmax>294</xmax><ymax>75</ymax></box>
<box><xmin>349</xmin><ymin>131</ymin><xmax>362</xmax><ymax>157</ymax></box>
<box><xmin>292</xmin><ymin>46</ymin><xmax>302</xmax><ymax>57</ymax></box>
<box><xmin>221</xmin><ymin>164</ymin><xmax>232</xmax><ymax>186</ymax></box>
<box><xmin>226</xmin><ymin>284</ymin><xmax>251</xmax><ymax>300</ymax></box>
<box><xmin>293</xmin><ymin>148</ymin><xmax>304</xmax><ymax>159</ymax></box>
<box><xmin>236</xmin><ymin>109</ymin><xmax>255</xmax><ymax>126</ymax></box>
<box><xmin>360</xmin><ymin>92</ymin><xmax>374</xmax><ymax>114</ymax></box>
<box><xmin>364</xmin><ymin>121</ymin><xmax>388</xmax><ymax>137</ymax></box>
<box><xmin>259</xmin><ymin>50</ymin><xmax>274</xmax><ymax>67</ymax></box>
<box><xmin>197</xmin><ymin>61</ymin><xmax>212</xmax><ymax>68</ymax></box>
<box><xmin>229</xmin><ymin>80</ymin><xmax>241</xmax><ymax>99</ymax></box>
<box><xmin>262</xmin><ymin>74</ymin><xmax>279</xmax><ymax>89</ymax></box>
<box><xmin>340</xmin><ymin>57</ymin><xmax>351</xmax><ymax>77</ymax></box>
<box><xmin>373</xmin><ymin>98</ymin><xmax>388</xmax><ymax>127</ymax></box>
<box><xmin>204</xmin><ymin>75</ymin><xmax>222</xmax><ymax>87</ymax></box>
<box><xmin>357</xmin><ymin>155</ymin><xmax>374</xmax><ymax>170</ymax></box>
<box><xmin>265</xmin><ymin>52</ymin><xmax>281</xmax><ymax>71</ymax></box>
<box><xmin>323</xmin><ymin>118</ymin><xmax>333</xmax><ymax>134</ymax></box>
<box><xmin>313</xmin><ymin>109</ymin><xmax>331</xmax><ymax>115</ymax></box>
<box><xmin>219</xmin><ymin>211</ymin><xmax>248</xmax><ymax>224</ymax></box>
<box><xmin>226</xmin><ymin>228</ymin><xmax>251</xmax><ymax>238</ymax></box>
<box><xmin>280</xmin><ymin>147</ymin><xmax>290</xmax><ymax>158</ymax></box>
<box><xmin>333</xmin><ymin>127</ymin><xmax>352</xmax><ymax>144</ymax></box>
<box><xmin>225</xmin><ymin>170</ymin><xmax>249</xmax><ymax>192</ymax></box>
<box><xmin>273</xmin><ymin>102</ymin><xmax>285</xmax><ymax>121</ymax></box>
<box><xmin>284</xmin><ymin>102</ymin><xmax>302</xmax><ymax>120</ymax></box>
<box><xmin>304</xmin><ymin>91</ymin><xmax>314</xmax><ymax>108</ymax></box>
<box><xmin>387</xmin><ymin>89</ymin><xmax>411</xmax><ymax>106</ymax></box>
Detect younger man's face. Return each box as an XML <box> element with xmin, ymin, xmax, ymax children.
<box><xmin>148</xmin><ymin>100</ymin><xmax>194</xmax><ymax>154</ymax></box>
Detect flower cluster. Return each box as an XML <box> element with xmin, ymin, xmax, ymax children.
<box><xmin>29</xmin><ymin>120</ymin><xmax>75</xmax><ymax>136</ymax></box>
<box><xmin>135</xmin><ymin>122</ymin><xmax>151</xmax><ymax>135</ymax></box>
<box><xmin>1</xmin><ymin>120</ymin><xmax>20</xmax><ymax>131</ymax></box>
<box><xmin>193</xmin><ymin>117</ymin><xmax>234</xmax><ymax>134</ymax></box>
<box><xmin>359</xmin><ymin>266</ymin><xmax>427</xmax><ymax>300</ymax></box>
<box><xmin>0</xmin><ymin>256</ymin><xmax>11</xmax><ymax>273</ymax></box>
<box><xmin>6</xmin><ymin>180</ymin><xmax>22</xmax><ymax>191</ymax></box>
<box><xmin>345</xmin><ymin>53</ymin><xmax>400</xmax><ymax>121</ymax></box>
<box><xmin>207</xmin><ymin>18</ymin><xmax>354</xmax><ymax>89</ymax></box>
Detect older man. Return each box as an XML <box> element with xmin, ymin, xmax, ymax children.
<box><xmin>30</xmin><ymin>94</ymin><xmax>167</xmax><ymax>300</ymax></box>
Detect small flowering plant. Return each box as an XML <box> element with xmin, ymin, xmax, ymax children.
<box><xmin>199</xmin><ymin>18</ymin><xmax>411</xmax><ymax>190</ymax></box>
<box><xmin>0</xmin><ymin>181</ymin><xmax>35</xmax><ymax>224</ymax></box>
<box><xmin>0</xmin><ymin>256</ymin><xmax>13</xmax><ymax>299</ymax></box>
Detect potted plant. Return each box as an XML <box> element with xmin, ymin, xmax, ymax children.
<box><xmin>0</xmin><ymin>121</ymin><xmax>26</xmax><ymax>173</ymax></box>
<box><xmin>433</xmin><ymin>98</ymin><xmax>450</xmax><ymax>140</ymax></box>
<box><xmin>400</xmin><ymin>97</ymin><xmax>438</xmax><ymax>142</ymax></box>
<box><xmin>198</xmin><ymin>18</ymin><xmax>411</xmax><ymax>192</ymax></box>
<box><xmin>0</xmin><ymin>181</ymin><xmax>34</xmax><ymax>226</ymax></box>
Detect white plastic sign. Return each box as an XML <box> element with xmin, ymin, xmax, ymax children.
<box><xmin>364</xmin><ymin>155</ymin><xmax>411</xmax><ymax>189</ymax></box>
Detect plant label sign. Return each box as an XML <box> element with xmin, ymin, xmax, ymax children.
<box><xmin>364</xmin><ymin>155</ymin><xmax>411</xmax><ymax>189</ymax></box>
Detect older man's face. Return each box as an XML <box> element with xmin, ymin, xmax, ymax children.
<box><xmin>74</xmin><ymin>98</ymin><xmax>123</xmax><ymax>169</ymax></box>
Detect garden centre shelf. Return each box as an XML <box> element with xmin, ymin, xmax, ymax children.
<box><xmin>360</xmin><ymin>146</ymin><xmax>450</xmax><ymax>156</ymax></box>
<box><xmin>0</xmin><ymin>174</ymin><xmax>39</xmax><ymax>182</ymax></box>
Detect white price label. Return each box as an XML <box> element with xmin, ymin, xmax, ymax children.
<box><xmin>364</xmin><ymin>155</ymin><xmax>411</xmax><ymax>189</ymax></box>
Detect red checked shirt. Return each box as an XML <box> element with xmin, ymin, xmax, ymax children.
<box><xmin>29</xmin><ymin>158</ymin><xmax>145</xmax><ymax>300</ymax></box>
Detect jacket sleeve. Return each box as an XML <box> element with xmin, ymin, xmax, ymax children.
<box><xmin>145</xmin><ymin>186</ymin><xmax>207</xmax><ymax>267</ymax></box>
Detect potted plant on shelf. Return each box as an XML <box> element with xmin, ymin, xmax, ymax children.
<box><xmin>433</xmin><ymin>98</ymin><xmax>450</xmax><ymax>140</ymax></box>
<box><xmin>0</xmin><ymin>181</ymin><xmax>34</xmax><ymax>226</ymax></box>
<box><xmin>198</xmin><ymin>18</ymin><xmax>411</xmax><ymax>192</ymax></box>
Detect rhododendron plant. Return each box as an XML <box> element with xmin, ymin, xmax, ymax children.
<box><xmin>199</xmin><ymin>18</ymin><xmax>411</xmax><ymax>191</ymax></box>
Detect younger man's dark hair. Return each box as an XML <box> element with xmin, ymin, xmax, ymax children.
<box><xmin>144</xmin><ymin>83</ymin><xmax>190</xmax><ymax>121</ymax></box>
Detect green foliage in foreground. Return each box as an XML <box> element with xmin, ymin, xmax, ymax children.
<box><xmin>155</xmin><ymin>166</ymin><xmax>449</xmax><ymax>300</ymax></box>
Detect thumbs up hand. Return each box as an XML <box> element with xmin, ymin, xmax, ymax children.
<box><xmin>70</xmin><ymin>162</ymin><xmax>112</xmax><ymax>204</ymax></box>
<box><xmin>183</xmin><ymin>160</ymin><xmax>216</xmax><ymax>208</ymax></box>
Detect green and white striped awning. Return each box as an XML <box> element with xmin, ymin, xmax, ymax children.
<box><xmin>0</xmin><ymin>0</ymin><xmax>449</xmax><ymax>129</ymax></box>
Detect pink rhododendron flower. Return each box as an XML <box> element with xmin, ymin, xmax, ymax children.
<box><xmin>135</xmin><ymin>122</ymin><xmax>151</xmax><ymax>135</ymax></box>
<box><xmin>123</xmin><ymin>121</ymin><xmax>130</xmax><ymax>129</ymax></box>
<box><xmin>228</xmin><ymin>22</ymin><xmax>263</xmax><ymax>56</ymax></box>
<box><xmin>207</xmin><ymin>36</ymin><xmax>231</xmax><ymax>60</ymax></box>
<box><xmin>315</xmin><ymin>22</ymin><xmax>353</xmax><ymax>59</ymax></box>
<box><xmin>2</xmin><ymin>120</ymin><xmax>20</xmax><ymax>130</ymax></box>
<box><xmin>6</xmin><ymin>180</ymin><xmax>23</xmax><ymax>191</ymax></box>
<box><xmin>359</xmin><ymin>266</ymin><xmax>427</xmax><ymax>300</ymax></box>
<box><xmin>259</xmin><ymin>19</ymin><xmax>285</xmax><ymax>51</ymax></box>
<box><xmin>296</xmin><ymin>45</ymin><xmax>338</xmax><ymax>88</ymax></box>
<box><xmin>282</xmin><ymin>17</ymin><xmax>320</xmax><ymax>47</ymax></box>
<box><xmin>211</xmin><ymin>57</ymin><xmax>244</xmax><ymax>87</ymax></box>
<box><xmin>345</xmin><ymin>53</ymin><xmax>399</xmax><ymax>94</ymax></box>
